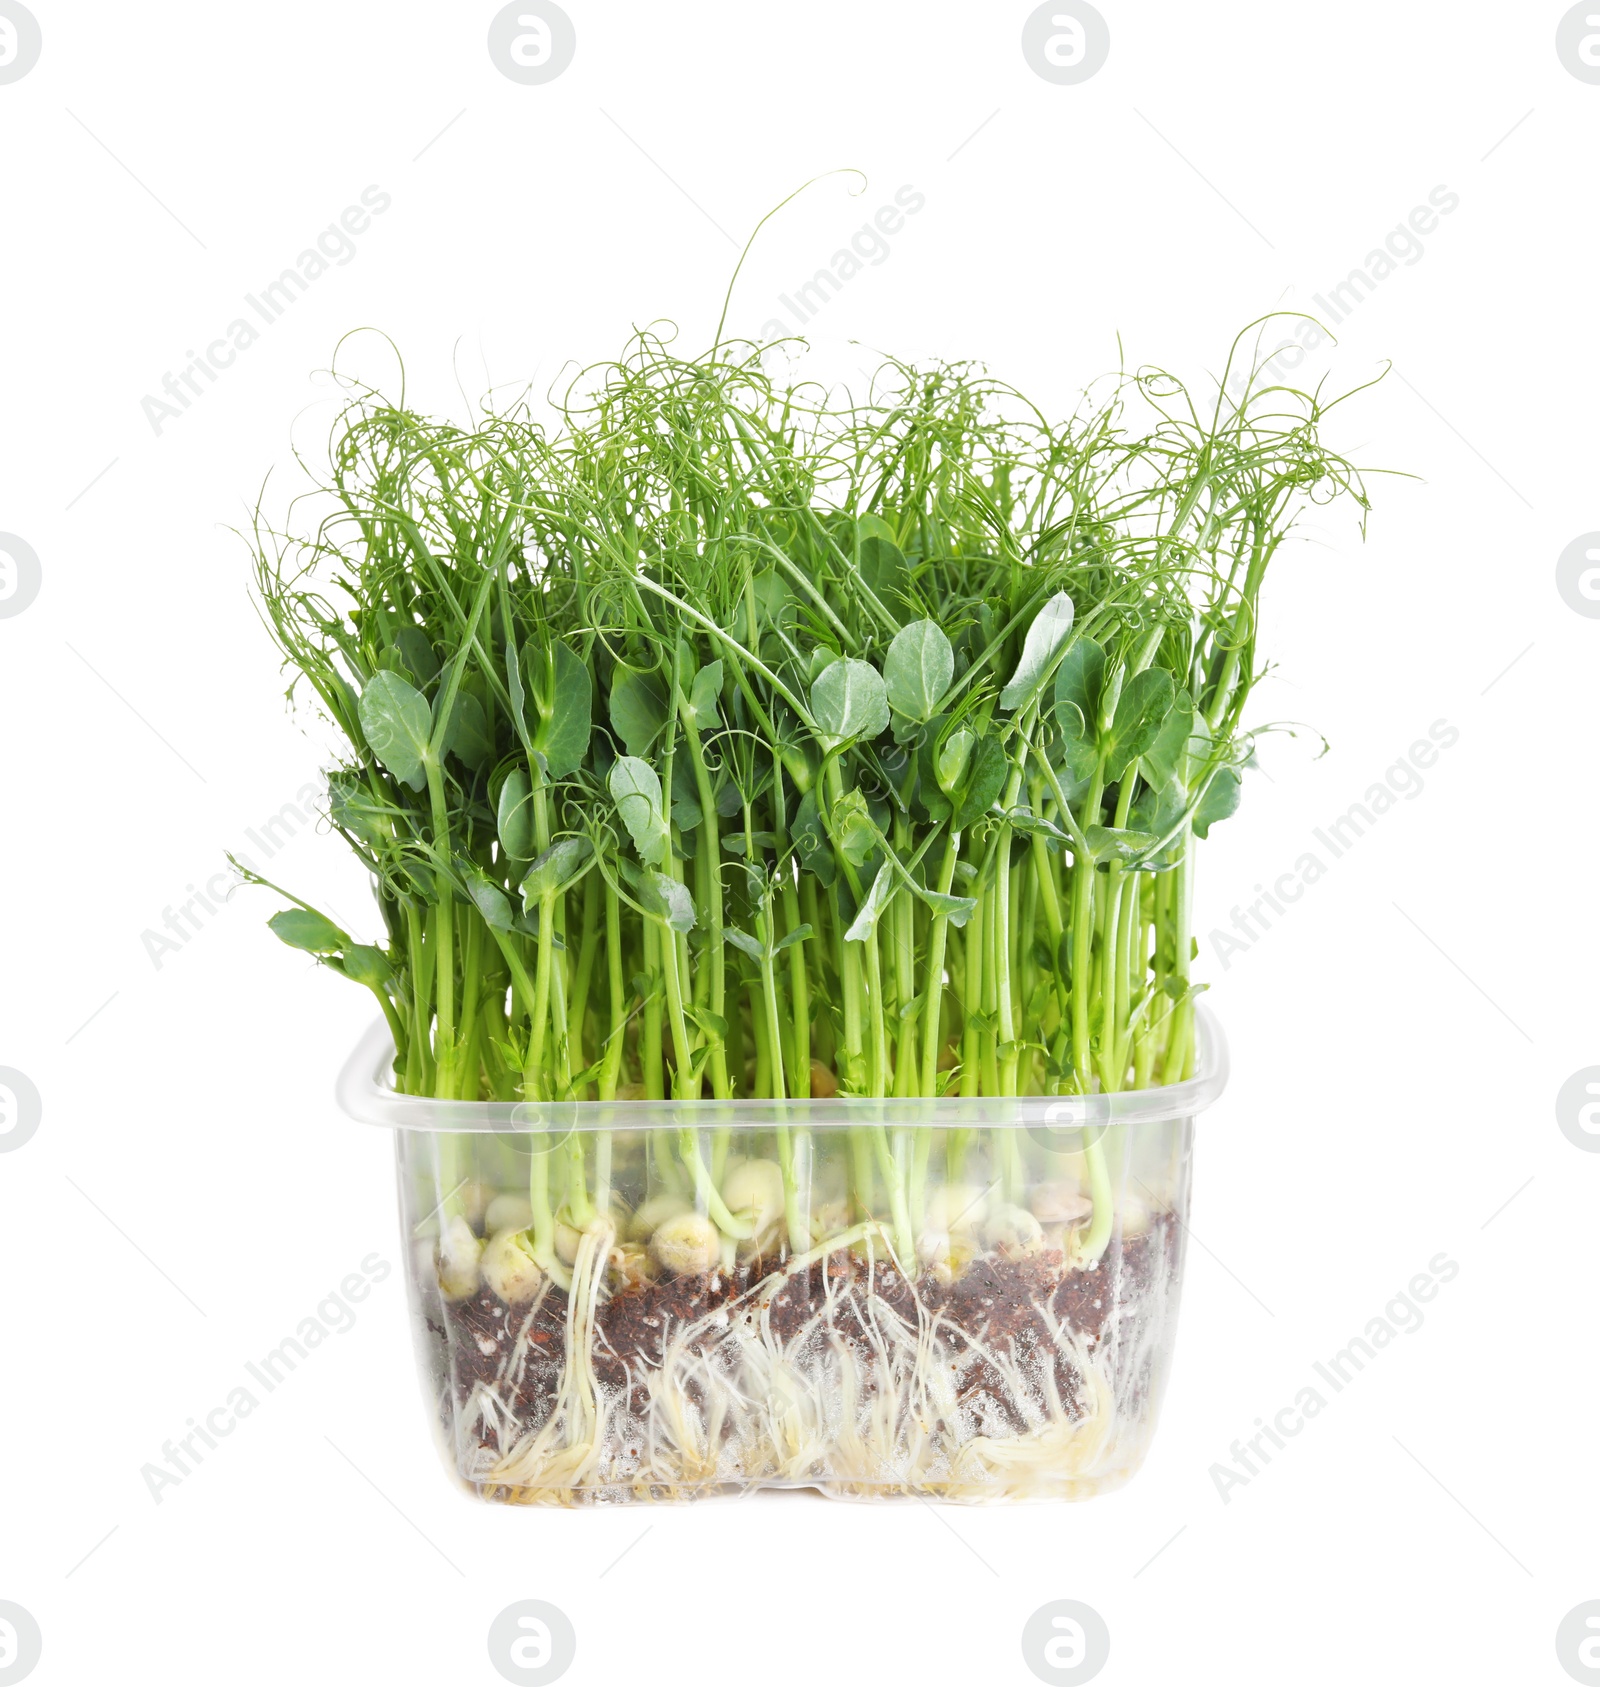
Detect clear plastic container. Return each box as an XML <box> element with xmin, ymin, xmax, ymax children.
<box><xmin>337</xmin><ymin>1011</ymin><xmax>1227</xmax><ymax>1505</ymax></box>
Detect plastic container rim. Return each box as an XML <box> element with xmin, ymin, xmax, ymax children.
<box><xmin>335</xmin><ymin>1005</ymin><xmax>1228</xmax><ymax>1135</ymax></box>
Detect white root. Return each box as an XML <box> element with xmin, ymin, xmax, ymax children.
<box><xmin>558</xmin><ymin>1201</ymin><xmax>632</xmax><ymax>1263</ymax></box>
<box><xmin>488</xmin><ymin>1216</ymin><xmax>616</xmax><ymax>1491</ymax></box>
<box><xmin>471</xmin><ymin>1221</ymin><xmax>1175</xmax><ymax>1505</ymax></box>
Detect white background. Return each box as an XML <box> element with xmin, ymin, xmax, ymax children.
<box><xmin>2</xmin><ymin>2</ymin><xmax>1596</xmax><ymax>1683</ymax></box>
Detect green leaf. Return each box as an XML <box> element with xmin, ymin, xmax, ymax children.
<box><xmin>721</xmin><ymin>831</ymin><xmax>776</xmax><ymax>856</ymax></box>
<box><xmin>504</xmin><ymin>623</ymin><xmax>530</xmax><ymax>754</ymax></box>
<box><xmin>1128</xmin><ymin>785</ymin><xmax>1187</xmax><ymax>866</ymax></box>
<box><xmin>439</xmin><ymin>690</ymin><xmax>493</xmax><ymax>769</ymax></box>
<box><xmin>806</xmin><ymin>645</ymin><xmax>837</xmax><ymax>684</ymax></box>
<box><xmin>358</xmin><ymin>670</ymin><xmax>431</xmax><ymax>790</ymax></box>
<box><xmin>651</xmin><ymin>877</ymin><xmax>695</xmax><ymax>931</ymax></box>
<box><xmin>391</xmin><ymin>626</ymin><xmax>439</xmax><ymax>686</ymax></box>
<box><xmin>463</xmin><ymin>870</ymin><xmax>515</xmax><ymax>932</ymax></box>
<box><xmin>268</xmin><ymin>908</ymin><xmax>346</xmax><ymax>954</ymax></box>
<box><xmin>334</xmin><ymin>944</ymin><xmax>390</xmax><ymax>989</ymax></box>
<box><xmin>530</xmin><ymin>641</ymin><xmax>592</xmax><ymax>780</ymax></box>
<box><xmin>1000</xmin><ymin>591</ymin><xmax>1074</xmax><ymax>710</ymax></box>
<box><xmin>1192</xmin><ymin>765</ymin><xmax>1242</xmax><ymax>839</ymax></box>
<box><xmin>950</xmin><ymin>735</ymin><xmax>1008</xmax><ymax>832</ymax></box>
<box><xmin>831</xmin><ymin>789</ymin><xmax>881</xmax><ymax>868</ymax></box>
<box><xmin>685</xmin><ymin>1003</ymin><xmax>727</xmax><ymax>1041</ymax></box>
<box><xmin>1104</xmin><ymin>668</ymin><xmax>1175</xmax><ymax>780</ymax></box>
<box><xmin>519</xmin><ymin>836</ymin><xmax>595</xmax><ymax>907</ymax></box>
<box><xmin>1003</xmin><ymin>807</ymin><xmax>1072</xmax><ymax>848</ymax></box>
<box><xmin>935</xmin><ymin>726</ymin><xmax>974</xmax><ymax>795</ymax></box>
<box><xmin>1141</xmin><ymin>688</ymin><xmax>1195</xmax><ymax>793</ymax></box>
<box><xmin>724</xmin><ymin>927</ymin><xmax>764</xmax><ymax>960</ymax></box>
<box><xmin>687</xmin><ymin>659</ymin><xmax>723</xmax><ymax>726</ymax></box>
<box><xmin>919</xmin><ymin>888</ymin><xmax>977</xmax><ymax>928</ymax></box>
<box><xmin>884</xmin><ymin>620</ymin><xmax>954</xmax><ymax>723</ymax></box>
<box><xmin>329</xmin><ymin>773</ymin><xmax>392</xmax><ymax>849</ymax></box>
<box><xmin>1051</xmin><ymin>701</ymin><xmax>1095</xmax><ymax>784</ymax></box>
<box><xmin>752</xmin><ymin>570</ymin><xmax>792</xmax><ymax>628</ymax></box>
<box><xmin>811</xmin><ymin>658</ymin><xmax>890</xmax><ymax>742</ymax></box>
<box><xmin>1085</xmin><ymin>825</ymin><xmax>1158</xmax><ymax>864</ymax></box>
<box><xmin>609</xmin><ymin>668</ymin><xmax>668</xmax><ymax>757</ymax></box>
<box><xmin>625</xmin><ymin>862</ymin><xmax>696</xmax><ymax>932</ymax></box>
<box><xmin>1053</xmin><ymin>636</ymin><xmax>1106</xmax><ymax>739</ymax></box>
<box><xmin>915</xmin><ymin>735</ymin><xmax>953</xmax><ymax>824</ymax></box>
<box><xmin>1181</xmin><ymin>714</ymin><xmax>1216</xmax><ymax>790</ymax></box>
<box><xmin>609</xmin><ymin>756</ymin><xmax>669</xmax><ymax>865</ymax></box>
<box><xmin>497</xmin><ymin>768</ymin><xmax>534</xmax><ymax>865</ymax></box>
<box><xmin>772</xmin><ymin>924</ymin><xmax>813</xmax><ymax>953</ymax></box>
<box><xmin>857</xmin><ymin>532</ymin><xmax>909</xmax><ymax>610</ymax></box>
<box><xmin>791</xmin><ymin>790</ymin><xmax>836</xmax><ymax>886</ymax></box>
<box><xmin>855</xmin><ymin>513</ymin><xmax>898</xmax><ymax>545</ymax></box>
<box><xmin>844</xmin><ymin>861</ymin><xmax>895</xmax><ymax>942</ymax></box>
<box><xmin>670</xmin><ymin>756</ymin><xmax>703</xmax><ymax>832</ymax></box>
<box><xmin>839</xmin><ymin>514</ymin><xmax>908</xmax><ymax>607</ymax></box>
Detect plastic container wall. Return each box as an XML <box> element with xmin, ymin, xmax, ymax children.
<box><xmin>339</xmin><ymin>1014</ymin><xmax>1227</xmax><ymax>1504</ymax></box>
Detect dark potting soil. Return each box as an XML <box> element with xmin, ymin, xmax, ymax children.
<box><xmin>437</xmin><ymin>1215</ymin><xmax>1179</xmax><ymax>1449</ymax></box>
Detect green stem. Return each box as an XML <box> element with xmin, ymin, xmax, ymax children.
<box><xmin>678</xmin><ymin>690</ymin><xmax>730</xmax><ymax>1099</ymax></box>
<box><xmin>996</xmin><ymin>829</ymin><xmax>1018</xmax><ymax>1098</ymax></box>
<box><xmin>423</xmin><ymin>756</ymin><xmax>457</xmax><ymax>1098</ymax></box>
<box><xmin>403</xmin><ymin>901</ymin><xmax>430</xmax><ymax>1095</ymax></box>
<box><xmin>599</xmin><ymin>880</ymin><xmax>625</xmax><ymax>1101</ymax></box>
<box><xmin>850</xmin><ymin>1127</ymin><xmax>875</xmax><ymax>1223</ymax></box>
<box><xmin>772</xmin><ymin>774</ymin><xmax>811</xmax><ymax>1096</ymax></box>
<box><xmin>1070</xmin><ymin>758</ymin><xmax>1107</xmax><ymax>1089</ymax></box>
<box><xmin>677</xmin><ymin>1126</ymin><xmax>753</xmax><ymax>1239</ymax></box>
<box><xmin>1161</xmin><ymin>834</ymin><xmax>1197</xmax><ymax>1083</ymax></box>
<box><xmin>919</xmin><ymin>830</ymin><xmax>961</xmax><ymax>1096</ymax></box>
<box><xmin>1113</xmin><ymin>869</ymin><xmax>1139</xmax><ymax>1080</ymax></box>
<box><xmin>869</xmin><ymin>1122</ymin><xmax>915</xmax><ymax>1267</ymax></box>
<box><xmin>641</xmin><ymin>920</ymin><xmax>664</xmax><ymax>1100</ymax></box>
<box><xmin>568</xmin><ymin>869</ymin><xmax>602</xmax><ymax>1096</ymax></box>
<box><xmin>456</xmin><ymin>914</ymin><xmax>485</xmax><ymax>1100</ymax></box>
<box><xmin>863</xmin><ymin>929</ymin><xmax>890</xmax><ymax>1100</ymax></box>
<box><xmin>961</xmin><ymin>881</ymin><xmax>986</xmax><ymax>1098</ymax></box>
<box><xmin>1098</xmin><ymin>772</ymin><xmax>1139</xmax><ymax>1092</ymax></box>
<box><xmin>527</xmin><ymin>894</ymin><xmax>556</xmax><ymax>1099</ymax></box>
<box><xmin>658</xmin><ymin>909</ymin><xmax>695</xmax><ymax>1100</ymax></box>
<box><xmin>980</xmin><ymin>873</ymin><xmax>1001</xmax><ymax>1097</ymax></box>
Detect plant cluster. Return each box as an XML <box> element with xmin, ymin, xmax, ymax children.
<box><xmin>249</xmin><ymin>320</ymin><xmax>1371</xmax><ymax>1289</ymax></box>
